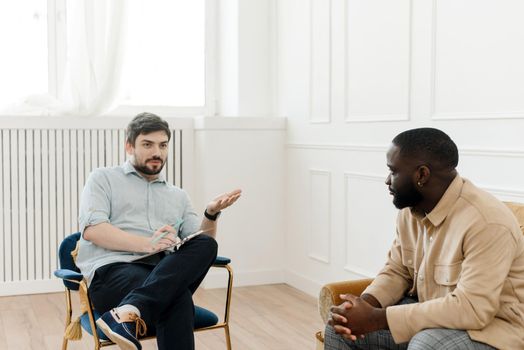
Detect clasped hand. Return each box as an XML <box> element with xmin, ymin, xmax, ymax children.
<box><xmin>328</xmin><ymin>294</ymin><xmax>385</xmax><ymax>341</ymax></box>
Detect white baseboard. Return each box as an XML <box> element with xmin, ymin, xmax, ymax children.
<box><xmin>202</xmin><ymin>268</ymin><xmax>325</xmax><ymax>298</ymax></box>
<box><xmin>202</xmin><ymin>268</ymin><xmax>285</xmax><ymax>289</ymax></box>
<box><xmin>282</xmin><ymin>269</ymin><xmax>323</xmax><ymax>298</ymax></box>
<box><xmin>0</xmin><ymin>279</ymin><xmax>64</xmax><ymax>297</ymax></box>
<box><xmin>0</xmin><ymin>270</ymin><xmax>324</xmax><ymax>299</ymax></box>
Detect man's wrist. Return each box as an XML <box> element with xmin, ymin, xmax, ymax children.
<box><xmin>205</xmin><ymin>207</ymin><xmax>218</xmax><ymax>215</ymax></box>
<box><xmin>204</xmin><ymin>209</ymin><xmax>221</xmax><ymax>221</ymax></box>
<box><xmin>371</xmin><ymin>308</ymin><xmax>388</xmax><ymax>331</ymax></box>
<box><xmin>361</xmin><ymin>293</ymin><xmax>382</xmax><ymax>308</ymax></box>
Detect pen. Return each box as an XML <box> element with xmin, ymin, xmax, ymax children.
<box><xmin>151</xmin><ymin>218</ymin><xmax>185</xmax><ymax>244</ymax></box>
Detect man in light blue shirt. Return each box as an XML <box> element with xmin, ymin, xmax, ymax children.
<box><xmin>76</xmin><ymin>112</ymin><xmax>241</xmax><ymax>350</ymax></box>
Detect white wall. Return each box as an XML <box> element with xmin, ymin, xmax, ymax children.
<box><xmin>216</xmin><ymin>0</ymin><xmax>276</xmax><ymax>117</ymax></box>
<box><xmin>277</xmin><ymin>0</ymin><xmax>524</xmax><ymax>296</ymax></box>
<box><xmin>4</xmin><ymin>0</ymin><xmax>524</xmax><ymax>299</ymax></box>
<box><xmin>193</xmin><ymin>117</ymin><xmax>286</xmax><ymax>288</ymax></box>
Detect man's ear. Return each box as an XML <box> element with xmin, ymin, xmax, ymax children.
<box><xmin>416</xmin><ymin>165</ymin><xmax>431</xmax><ymax>186</ymax></box>
<box><xmin>125</xmin><ymin>141</ymin><xmax>134</xmax><ymax>156</ymax></box>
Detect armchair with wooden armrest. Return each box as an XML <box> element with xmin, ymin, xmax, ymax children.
<box><xmin>315</xmin><ymin>201</ymin><xmax>524</xmax><ymax>349</ymax></box>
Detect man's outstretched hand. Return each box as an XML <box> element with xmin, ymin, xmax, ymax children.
<box><xmin>206</xmin><ymin>189</ymin><xmax>242</xmax><ymax>215</ymax></box>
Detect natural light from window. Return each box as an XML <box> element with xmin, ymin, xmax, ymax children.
<box><xmin>0</xmin><ymin>1</ymin><xmax>48</xmax><ymax>109</ymax></box>
<box><xmin>122</xmin><ymin>0</ymin><xmax>205</xmax><ymax>107</ymax></box>
<box><xmin>0</xmin><ymin>0</ymin><xmax>206</xmax><ymax>114</ymax></box>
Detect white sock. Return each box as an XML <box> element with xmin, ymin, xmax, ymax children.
<box><xmin>117</xmin><ymin>304</ymin><xmax>141</xmax><ymax>317</ymax></box>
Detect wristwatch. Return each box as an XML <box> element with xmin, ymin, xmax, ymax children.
<box><xmin>204</xmin><ymin>209</ymin><xmax>221</xmax><ymax>221</ymax></box>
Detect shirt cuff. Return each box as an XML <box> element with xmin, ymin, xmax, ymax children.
<box><xmin>79</xmin><ymin>211</ymin><xmax>109</xmax><ymax>235</ymax></box>
<box><xmin>386</xmin><ymin>304</ymin><xmax>415</xmax><ymax>344</ymax></box>
<box><xmin>363</xmin><ymin>284</ymin><xmax>399</xmax><ymax>308</ymax></box>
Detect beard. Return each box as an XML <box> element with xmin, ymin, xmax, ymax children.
<box><xmin>391</xmin><ymin>182</ymin><xmax>423</xmax><ymax>209</ymax></box>
<box><xmin>132</xmin><ymin>157</ymin><xmax>165</xmax><ymax>176</ymax></box>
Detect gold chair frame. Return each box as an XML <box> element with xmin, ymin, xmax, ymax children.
<box><xmin>61</xmin><ymin>263</ymin><xmax>234</xmax><ymax>350</ymax></box>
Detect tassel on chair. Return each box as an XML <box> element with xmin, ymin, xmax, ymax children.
<box><xmin>64</xmin><ymin>316</ymin><xmax>83</xmax><ymax>340</ymax></box>
<box><xmin>64</xmin><ymin>244</ymin><xmax>87</xmax><ymax>341</ymax></box>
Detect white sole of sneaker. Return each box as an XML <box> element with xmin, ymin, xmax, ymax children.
<box><xmin>96</xmin><ymin>318</ymin><xmax>140</xmax><ymax>350</ymax></box>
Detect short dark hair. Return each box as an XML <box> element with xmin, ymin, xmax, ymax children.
<box><xmin>126</xmin><ymin>112</ymin><xmax>171</xmax><ymax>145</ymax></box>
<box><xmin>392</xmin><ymin>128</ymin><xmax>459</xmax><ymax>169</ymax></box>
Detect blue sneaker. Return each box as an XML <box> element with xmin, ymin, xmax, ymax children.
<box><xmin>96</xmin><ymin>308</ymin><xmax>147</xmax><ymax>350</ymax></box>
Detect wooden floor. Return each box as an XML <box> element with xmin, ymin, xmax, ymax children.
<box><xmin>0</xmin><ymin>284</ymin><xmax>324</xmax><ymax>350</ymax></box>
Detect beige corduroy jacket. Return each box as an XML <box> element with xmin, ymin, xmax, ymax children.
<box><xmin>364</xmin><ymin>176</ymin><xmax>524</xmax><ymax>350</ymax></box>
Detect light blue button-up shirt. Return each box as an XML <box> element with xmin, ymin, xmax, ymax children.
<box><xmin>76</xmin><ymin>161</ymin><xmax>200</xmax><ymax>285</ymax></box>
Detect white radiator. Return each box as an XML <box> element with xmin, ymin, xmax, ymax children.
<box><xmin>0</xmin><ymin>126</ymin><xmax>186</xmax><ymax>294</ymax></box>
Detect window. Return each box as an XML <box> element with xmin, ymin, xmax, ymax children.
<box><xmin>0</xmin><ymin>0</ymin><xmax>213</xmax><ymax>116</ymax></box>
<box><xmin>0</xmin><ymin>1</ymin><xmax>49</xmax><ymax>109</ymax></box>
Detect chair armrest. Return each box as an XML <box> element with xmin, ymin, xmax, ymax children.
<box><xmin>54</xmin><ymin>269</ymin><xmax>84</xmax><ymax>281</ymax></box>
<box><xmin>318</xmin><ymin>278</ymin><xmax>373</xmax><ymax>324</ymax></box>
<box><xmin>213</xmin><ymin>256</ymin><xmax>231</xmax><ymax>266</ymax></box>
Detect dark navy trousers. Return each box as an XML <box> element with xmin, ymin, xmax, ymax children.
<box><xmin>89</xmin><ymin>234</ymin><xmax>218</xmax><ymax>350</ymax></box>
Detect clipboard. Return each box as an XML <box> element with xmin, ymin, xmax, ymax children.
<box><xmin>130</xmin><ymin>228</ymin><xmax>212</xmax><ymax>262</ymax></box>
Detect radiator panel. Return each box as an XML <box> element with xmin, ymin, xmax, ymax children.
<box><xmin>0</xmin><ymin>128</ymin><xmax>183</xmax><ymax>283</ymax></box>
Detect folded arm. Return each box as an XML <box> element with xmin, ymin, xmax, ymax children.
<box><xmin>84</xmin><ymin>222</ymin><xmax>179</xmax><ymax>254</ymax></box>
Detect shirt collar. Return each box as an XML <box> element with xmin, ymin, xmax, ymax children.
<box><xmin>421</xmin><ymin>174</ymin><xmax>463</xmax><ymax>227</ymax></box>
<box><xmin>122</xmin><ymin>160</ymin><xmax>167</xmax><ymax>183</ymax></box>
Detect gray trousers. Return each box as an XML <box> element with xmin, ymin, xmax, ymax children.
<box><xmin>324</xmin><ymin>326</ymin><xmax>495</xmax><ymax>350</ymax></box>
<box><xmin>324</xmin><ymin>297</ymin><xmax>496</xmax><ymax>350</ymax></box>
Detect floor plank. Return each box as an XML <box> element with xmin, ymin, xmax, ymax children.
<box><xmin>0</xmin><ymin>284</ymin><xmax>324</xmax><ymax>350</ymax></box>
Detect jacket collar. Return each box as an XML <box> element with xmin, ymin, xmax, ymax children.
<box><xmin>419</xmin><ymin>174</ymin><xmax>462</xmax><ymax>227</ymax></box>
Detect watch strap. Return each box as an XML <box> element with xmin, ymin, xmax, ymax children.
<box><xmin>204</xmin><ymin>209</ymin><xmax>221</xmax><ymax>221</ymax></box>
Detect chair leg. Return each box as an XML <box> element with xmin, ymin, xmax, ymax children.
<box><xmin>223</xmin><ymin>265</ymin><xmax>234</xmax><ymax>349</ymax></box>
<box><xmin>80</xmin><ymin>281</ymin><xmax>102</xmax><ymax>350</ymax></box>
<box><xmin>62</xmin><ymin>289</ymin><xmax>73</xmax><ymax>350</ymax></box>
<box><xmin>207</xmin><ymin>263</ymin><xmax>234</xmax><ymax>349</ymax></box>
<box><xmin>224</xmin><ymin>324</ymin><xmax>232</xmax><ymax>350</ymax></box>
<box><xmin>224</xmin><ymin>265</ymin><xmax>234</xmax><ymax>324</ymax></box>
<box><xmin>61</xmin><ymin>337</ymin><xmax>69</xmax><ymax>350</ymax></box>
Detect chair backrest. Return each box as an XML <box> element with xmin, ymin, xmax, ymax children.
<box><xmin>504</xmin><ymin>202</ymin><xmax>524</xmax><ymax>235</ymax></box>
<box><xmin>58</xmin><ymin>232</ymin><xmax>82</xmax><ymax>290</ymax></box>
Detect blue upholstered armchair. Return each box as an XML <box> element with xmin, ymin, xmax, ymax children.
<box><xmin>54</xmin><ymin>232</ymin><xmax>233</xmax><ymax>350</ymax></box>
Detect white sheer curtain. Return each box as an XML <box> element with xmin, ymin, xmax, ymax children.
<box><xmin>60</xmin><ymin>0</ymin><xmax>128</xmax><ymax>116</ymax></box>
<box><xmin>7</xmin><ymin>0</ymin><xmax>128</xmax><ymax>117</ymax></box>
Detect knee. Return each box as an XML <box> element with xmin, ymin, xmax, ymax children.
<box><xmin>196</xmin><ymin>234</ymin><xmax>218</xmax><ymax>256</ymax></box>
<box><xmin>408</xmin><ymin>329</ymin><xmax>448</xmax><ymax>350</ymax></box>
<box><xmin>323</xmin><ymin>324</ymin><xmax>345</xmax><ymax>349</ymax></box>
<box><xmin>324</xmin><ymin>325</ymin><xmax>337</xmax><ymax>344</ymax></box>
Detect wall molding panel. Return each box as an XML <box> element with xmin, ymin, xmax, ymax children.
<box><xmin>344</xmin><ymin>0</ymin><xmax>412</xmax><ymax>122</ymax></box>
<box><xmin>308</xmin><ymin>170</ymin><xmax>332</xmax><ymax>263</ymax></box>
<box><xmin>309</xmin><ymin>0</ymin><xmax>332</xmax><ymax>124</ymax></box>
<box><xmin>287</xmin><ymin>143</ymin><xmax>388</xmax><ymax>152</ymax></box>
<box><xmin>482</xmin><ymin>187</ymin><xmax>524</xmax><ymax>202</ymax></box>
<box><xmin>343</xmin><ymin>172</ymin><xmax>394</xmax><ymax>277</ymax></box>
<box><xmin>460</xmin><ymin>148</ymin><xmax>524</xmax><ymax>158</ymax></box>
<box><xmin>431</xmin><ymin>112</ymin><xmax>524</xmax><ymax>121</ymax></box>
<box><xmin>288</xmin><ymin>143</ymin><xmax>524</xmax><ymax>160</ymax></box>
<box><xmin>429</xmin><ymin>0</ymin><xmax>524</xmax><ymax>120</ymax></box>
